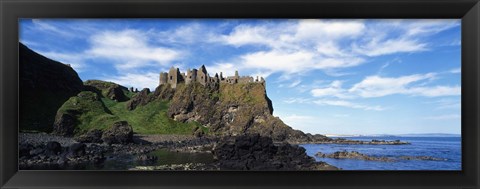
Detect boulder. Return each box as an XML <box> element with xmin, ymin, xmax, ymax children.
<box><xmin>52</xmin><ymin>110</ymin><xmax>78</xmax><ymax>137</ymax></box>
<box><xmin>75</xmin><ymin>129</ymin><xmax>103</xmax><ymax>143</ymax></box>
<box><xmin>45</xmin><ymin>141</ymin><xmax>62</xmax><ymax>156</ymax></box>
<box><xmin>29</xmin><ymin>148</ymin><xmax>44</xmax><ymax>156</ymax></box>
<box><xmin>213</xmin><ymin>134</ymin><xmax>336</xmax><ymax>170</ymax></box>
<box><xmin>68</xmin><ymin>143</ymin><xmax>86</xmax><ymax>157</ymax></box>
<box><xmin>399</xmin><ymin>156</ymin><xmax>446</xmax><ymax>161</ymax></box>
<box><xmin>315</xmin><ymin>151</ymin><xmax>393</xmax><ymax>162</ymax></box>
<box><xmin>19</xmin><ymin>143</ymin><xmax>33</xmax><ymax>157</ymax></box>
<box><xmin>101</xmin><ymin>121</ymin><xmax>134</xmax><ymax>144</ymax></box>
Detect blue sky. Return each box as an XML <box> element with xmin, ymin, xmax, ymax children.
<box><xmin>19</xmin><ymin>19</ymin><xmax>461</xmax><ymax>135</ymax></box>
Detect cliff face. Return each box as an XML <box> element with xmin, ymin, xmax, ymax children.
<box><xmin>153</xmin><ymin>82</ymin><xmax>328</xmax><ymax>143</ymax></box>
<box><xmin>20</xmin><ymin>43</ymin><xmax>84</xmax><ymax>132</ymax></box>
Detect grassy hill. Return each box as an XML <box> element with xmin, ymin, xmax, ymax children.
<box><xmin>54</xmin><ymin>82</ymin><xmax>208</xmax><ymax>136</ymax></box>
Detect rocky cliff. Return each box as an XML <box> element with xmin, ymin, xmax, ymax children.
<box><xmin>135</xmin><ymin>82</ymin><xmax>329</xmax><ymax>143</ymax></box>
<box><xmin>20</xmin><ymin>43</ymin><xmax>84</xmax><ymax>132</ymax></box>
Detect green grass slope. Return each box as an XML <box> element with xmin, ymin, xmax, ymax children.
<box><xmin>56</xmin><ymin>83</ymin><xmax>208</xmax><ymax>136</ymax></box>
<box><xmin>102</xmin><ymin>97</ymin><xmax>207</xmax><ymax>135</ymax></box>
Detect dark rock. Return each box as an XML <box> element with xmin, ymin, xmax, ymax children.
<box><xmin>57</xmin><ymin>157</ymin><xmax>69</xmax><ymax>167</ymax></box>
<box><xmin>192</xmin><ymin>127</ymin><xmax>205</xmax><ymax>138</ymax></box>
<box><xmin>68</xmin><ymin>143</ymin><xmax>86</xmax><ymax>157</ymax></box>
<box><xmin>126</xmin><ymin>88</ymin><xmax>151</xmax><ymax>110</ymax></box>
<box><xmin>101</xmin><ymin>121</ymin><xmax>134</xmax><ymax>144</ymax></box>
<box><xmin>399</xmin><ymin>156</ymin><xmax>446</xmax><ymax>161</ymax></box>
<box><xmin>75</xmin><ymin>129</ymin><xmax>103</xmax><ymax>143</ymax></box>
<box><xmin>315</xmin><ymin>151</ymin><xmax>393</xmax><ymax>162</ymax></box>
<box><xmin>45</xmin><ymin>141</ymin><xmax>62</xmax><ymax>156</ymax></box>
<box><xmin>29</xmin><ymin>148</ymin><xmax>44</xmax><ymax>156</ymax></box>
<box><xmin>52</xmin><ymin>110</ymin><xmax>78</xmax><ymax>137</ymax></box>
<box><xmin>19</xmin><ymin>143</ymin><xmax>33</xmax><ymax>157</ymax></box>
<box><xmin>213</xmin><ymin>134</ymin><xmax>337</xmax><ymax>170</ymax></box>
<box><xmin>315</xmin><ymin>139</ymin><xmax>410</xmax><ymax>145</ymax></box>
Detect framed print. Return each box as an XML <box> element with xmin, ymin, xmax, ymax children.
<box><xmin>1</xmin><ymin>0</ymin><xmax>479</xmax><ymax>188</ymax></box>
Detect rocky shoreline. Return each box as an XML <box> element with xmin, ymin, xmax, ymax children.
<box><xmin>19</xmin><ymin>133</ymin><xmax>342</xmax><ymax>170</ymax></box>
<box><xmin>315</xmin><ymin>150</ymin><xmax>448</xmax><ymax>162</ymax></box>
<box><xmin>19</xmin><ymin>132</ymin><xmax>414</xmax><ymax>170</ymax></box>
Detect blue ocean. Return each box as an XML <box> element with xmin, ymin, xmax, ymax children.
<box><xmin>301</xmin><ymin>137</ymin><xmax>461</xmax><ymax>170</ymax></box>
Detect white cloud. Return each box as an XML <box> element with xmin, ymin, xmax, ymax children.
<box><xmin>294</xmin><ymin>20</ymin><xmax>366</xmax><ymax>41</ymax></box>
<box><xmin>87</xmin><ymin>30</ymin><xmax>182</xmax><ymax>70</ymax></box>
<box><xmin>287</xmin><ymin>80</ymin><xmax>302</xmax><ymax>88</ymax></box>
<box><xmin>283</xmin><ymin>97</ymin><xmax>313</xmax><ymax>104</ymax></box>
<box><xmin>349</xmin><ymin>73</ymin><xmax>438</xmax><ymax>98</ymax></box>
<box><xmin>449</xmin><ymin>67</ymin><xmax>461</xmax><ymax>74</ymax></box>
<box><xmin>424</xmin><ymin>114</ymin><xmax>460</xmax><ymax>120</ymax></box>
<box><xmin>240</xmin><ymin>50</ymin><xmax>315</xmax><ymax>74</ymax></box>
<box><xmin>212</xmin><ymin>19</ymin><xmax>457</xmax><ymax>80</ymax></box>
<box><xmin>406</xmin><ymin>86</ymin><xmax>461</xmax><ymax>97</ymax></box>
<box><xmin>311</xmin><ymin>80</ymin><xmax>352</xmax><ymax>99</ymax></box>
<box><xmin>309</xmin><ymin>71</ymin><xmax>460</xmax><ymax>101</ymax></box>
<box><xmin>102</xmin><ymin>72</ymin><xmax>160</xmax><ymax>90</ymax></box>
<box><xmin>404</xmin><ymin>19</ymin><xmax>459</xmax><ymax>37</ymax></box>
<box><xmin>207</xmin><ymin>62</ymin><xmax>239</xmax><ymax>77</ymax></box>
<box><xmin>31</xmin><ymin>19</ymin><xmax>75</xmax><ymax>38</ymax></box>
<box><xmin>352</xmin><ymin>38</ymin><xmax>427</xmax><ymax>57</ymax></box>
<box><xmin>281</xmin><ymin>114</ymin><xmax>320</xmax><ymax>132</ymax></box>
<box><xmin>314</xmin><ymin>99</ymin><xmax>385</xmax><ymax>111</ymax></box>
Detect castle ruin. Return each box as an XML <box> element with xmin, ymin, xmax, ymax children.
<box><xmin>159</xmin><ymin>65</ymin><xmax>265</xmax><ymax>88</ymax></box>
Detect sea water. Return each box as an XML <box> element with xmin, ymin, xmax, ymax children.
<box><xmin>300</xmin><ymin>137</ymin><xmax>461</xmax><ymax>170</ymax></box>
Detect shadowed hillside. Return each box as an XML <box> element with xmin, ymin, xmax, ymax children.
<box><xmin>20</xmin><ymin>43</ymin><xmax>84</xmax><ymax>132</ymax></box>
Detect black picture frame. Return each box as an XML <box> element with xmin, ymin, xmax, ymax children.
<box><xmin>1</xmin><ymin>0</ymin><xmax>479</xmax><ymax>188</ymax></box>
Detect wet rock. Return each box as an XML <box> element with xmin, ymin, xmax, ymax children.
<box><xmin>19</xmin><ymin>143</ymin><xmax>33</xmax><ymax>157</ymax></box>
<box><xmin>75</xmin><ymin>129</ymin><xmax>103</xmax><ymax>143</ymax></box>
<box><xmin>29</xmin><ymin>148</ymin><xmax>44</xmax><ymax>156</ymax></box>
<box><xmin>315</xmin><ymin>139</ymin><xmax>410</xmax><ymax>145</ymax></box>
<box><xmin>101</xmin><ymin>121</ymin><xmax>133</xmax><ymax>144</ymax></box>
<box><xmin>315</xmin><ymin>151</ymin><xmax>393</xmax><ymax>162</ymax></box>
<box><xmin>213</xmin><ymin>134</ymin><xmax>338</xmax><ymax>170</ymax></box>
<box><xmin>399</xmin><ymin>156</ymin><xmax>446</xmax><ymax>161</ymax></box>
<box><xmin>67</xmin><ymin>143</ymin><xmax>86</xmax><ymax>157</ymax></box>
<box><xmin>45</xmin><ymin>141</ymin><xmax>62</xmax><ymax>156</ymax></box>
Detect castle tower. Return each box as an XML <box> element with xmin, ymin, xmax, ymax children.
<box><xmin>210</xmin><ymin>73</ymin><xmax>219</xmax><ymax>83</ymax></box>
<box><xmin>159</xmin><ymin>72</ymin><xmax>168</xmax><ymax>85</ymax></box>
<box><xmin>197</xmin><ymin>65</ymin><xmax>208</xmax><ymax>86</ymax></box>
<box><xmin>186</xmin><ymin>69</ymin><xmax>197</xmax><ymax>84</ymax></box>
<box><xmin>168</xmin><ymin>66</ymin><xmax>183</xmax><ymax>88</ymax></box>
